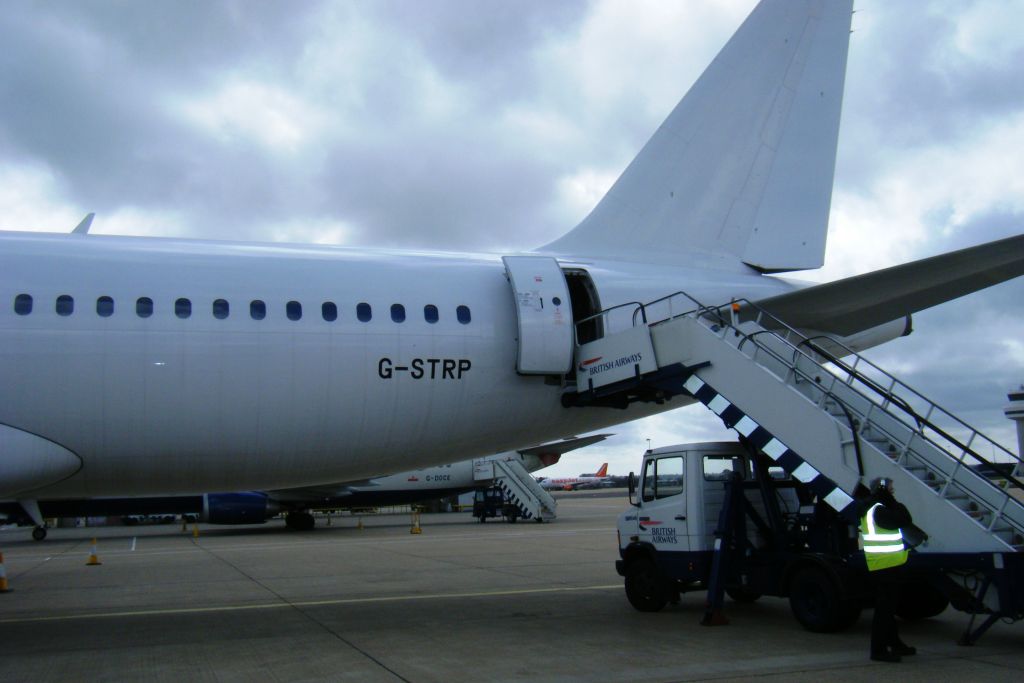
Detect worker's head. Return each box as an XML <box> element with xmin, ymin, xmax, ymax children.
<box><xmin>871</xmin><ymin>477</ymin><xmax>894</xmax><ymax>496</ymax></box>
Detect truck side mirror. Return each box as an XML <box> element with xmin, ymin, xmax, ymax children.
<box><xmin>628</xmin><ymin>471</ymin><xmax>639</xmax><ymax>506</ymax></box>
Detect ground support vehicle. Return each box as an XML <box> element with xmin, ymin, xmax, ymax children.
<box><xmin>616</xmin><ymin>442</ymin><xmax>1024</xmax><ymax>644</ymax></box>
<box><xmin>472</xmin><ymin>486</ymin><xmax>521</xmax><ymax>523</ymax></box>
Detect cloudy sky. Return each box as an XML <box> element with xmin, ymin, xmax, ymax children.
<box><xmin>1</xmin><ymin>0</ymin><xmax>1022</xmax><ymax>478</ymax></box>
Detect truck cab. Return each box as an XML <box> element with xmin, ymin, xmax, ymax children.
<box><xmin>616</xmin><ymin>442</ymin><xmax>872</xmax><ymax>632</ymax></box>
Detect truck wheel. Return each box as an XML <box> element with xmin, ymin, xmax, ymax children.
<box><xmin>726</xmin><ymin>585</ymin><xmax>761</xmax><ymax>603</ymax></box>
<box><xmin>788</xmin><ymin>567</ymin><xmax>859</xmax><ymax>633</ymax></box>
<box><xmin>896</xmin><ymin>582</ymin><xmax>949</xmax><ymax>620</ymax></box>
<box><xmin>624</xmin><ymin>558</ymin><xmax>669</xmax><ymax>612</ymax></box>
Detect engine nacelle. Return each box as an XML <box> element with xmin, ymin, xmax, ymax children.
<box><xmin>202</xmin><ymin>492</ymin><xmax>280</xmax><ymax>525</ymax></box>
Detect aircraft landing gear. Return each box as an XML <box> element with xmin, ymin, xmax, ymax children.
<box><xmin>285</xmin><ymin>511</ymin><xmax>315</xmax><ymax>531</ymax></box>
<box><xmin>32</xmin><ymin>526</ymin><xmax>47</xmax><ymax>541</ymax></box>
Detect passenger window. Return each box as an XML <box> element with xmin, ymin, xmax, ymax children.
<box><xmin>175</xmin><ymin>298</ymin><xmax>191</xmax><ymax>319</ymax></box>
<box><xmin>250</xmin><ymin>300</ymin><xmax>266</xmax><ymax>320</ymax></box>
<box><xmin>456</xmin><ymin>305</ymin><xmax>471</xmax><ymax>324</ymax></box>
<box><xmin>96</xmin><ymin>296</ymin><xmax>114</xmax><ymax>317</ymax></box>
<box><xmin>213</xmin><ymin>299</ymin><xmax>229</xmax><ymax>320</ymax></box>
<box><xmin>642</xmin><ymin>456</ymin><xmax>684</xmax><ymax>502</ymax></box>
<box><xmin>56</xmin><ymin>295</ymin><xmax>74</xmax><ymax>316</ymax></box>
<box><xmin>391</xmin><ymin>304</ymin><xmax>405</xmax><ymax>323</ymax></box>
<box><xmin>14</xmin><ymin>294</ymin><xmax>32</xmax><ymax>315</ymax></box>
<box><xmin>136</xmin><ymin>297</ymin><xmax>153</xmax><ymax>318</ymax></box>
<box><xmin>424</xmin><ymin>304</ymin><xmax>438</xmax><ymax>323</ymax></box>
<box><xmin>357</xmin><ymin>302</ymin><xmax>372</xmax><ymax>322</ymax></box>
<box><xmin>286</xmin><ymin>300</ymin><xmax>302</xmax><ymax>321</ymax></box>
<box><xmin>322</xmin><ymin>302</ymin><xmax>337</xmax><ymax>322</ymax></box>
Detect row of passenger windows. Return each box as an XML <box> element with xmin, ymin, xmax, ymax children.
<box><xmin>11</xmin><ymin>294</ymin><xmax>472</xmax><ymax>324</ymax></box>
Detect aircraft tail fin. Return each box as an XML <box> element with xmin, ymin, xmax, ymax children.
<box><xmin>542</xmin><ymin>0</ymin><xmax>853</xmax><ymax>272</ymax></box>
<box><xmin>595</xmin><ymin>463</ymin><xmax>608</xmax><ymax>477</ymax></box>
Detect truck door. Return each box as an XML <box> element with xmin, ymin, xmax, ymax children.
<box><xmin>635</xmin><ymin>453</ymin><xmax>690</xmax><ymax>552</ymax></box>
<box><xmin>690</xmin><ymin>452</ymin><xmax>748</xmax><ymax>552</ymax></box>
<box><xmin>502</xmin><ymin>256</ymin><xmax>574</xmax><ymax>375</ymax></box>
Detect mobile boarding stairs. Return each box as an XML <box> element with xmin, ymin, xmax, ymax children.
<box><xmin>564</xmin><ymin>291</ymin><xmax>1024</xmax><ymax>639</ymax></box>
<box><xmin>475</xmin><ymin>456</ymin><xmax>557</xmax><ymax>522</ymax></box>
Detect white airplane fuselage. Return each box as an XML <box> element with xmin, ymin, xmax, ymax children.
<box><xmin>0</xmin><ymin>231</ymin><xmax>791</xmax><ymax>499</ymax></box>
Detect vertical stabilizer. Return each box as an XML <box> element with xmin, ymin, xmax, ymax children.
<box><xmin>542</xmin><ymin>0</ymin><xmax>853</xmax><ymax>272</ymax></box>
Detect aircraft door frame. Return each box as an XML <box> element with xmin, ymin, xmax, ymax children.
<box><xmin>502</xmin><ymin>256</ymin><xmax>574</xmax><ymax>375</ymax></box>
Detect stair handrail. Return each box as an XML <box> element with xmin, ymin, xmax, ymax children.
<box><xmin>710</xmin><ymin>296</ymin><xmax>1024</xmax><ymax>494</ymax></box>
<box><xmin>623</xmin><ymin>290</ymin><xmax>1023</xmax><ymax>498</ymax></box>
<box><xmin>574</xmin><ymin>300</ymin><xmax>648</xmax><ymax>344</ymax></box>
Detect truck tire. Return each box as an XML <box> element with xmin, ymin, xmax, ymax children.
<box><xmin>896</xmin><ymin>582</ymin><xmax>949</xmax><ymax>620</ymax></box>
<box><xmin>624</xmin><ymin>557</ymin><xmax>669</xmax><ymax>612</ymax></box>
<box><xmin>788</xmin><ymin>566</ymin><xmax>860</xmax><ymax>633</ymax></box>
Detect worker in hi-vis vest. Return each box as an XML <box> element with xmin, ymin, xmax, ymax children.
<box><xmin>860</xmin><ymin>477</ymin><xmax>916</xmax><ymax>663</ymax></box>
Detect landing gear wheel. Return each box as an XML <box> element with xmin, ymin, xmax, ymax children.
<box><xmin>285</xmin><ymin>512</ymin><xmax>315</xmax><ymax>531</ymax></box>
<box><xmin>788</xmin><ymin>567</ymin><xmax>860</xmax><ymax>633</ymax></box>
<box><xmin>32</xmin><ymin>526</ymin><xmax>47</xmax><ymax>541</ymax></box>
<box><xmin>624</xmin><ymin>557</ymin><xmax>669</xmax><ymax>612</ymax></box>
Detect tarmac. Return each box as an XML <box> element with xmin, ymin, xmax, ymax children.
<box><xmin>1</xmin><ymin>492</ymin><xmax>1021</xmax><ymax>682</ymax></box>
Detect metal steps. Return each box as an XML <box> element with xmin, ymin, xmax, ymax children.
<box><xmin>570</xmin><ymin>292</ymin><xmax>1024</xmax><ymax>553</ymax></box>
<box><xmin>493</xmin><ymin>458</ymin><xmax>557</xmax><ymax>522</ymax></box>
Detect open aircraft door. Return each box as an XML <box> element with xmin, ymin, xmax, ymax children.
<box><xmin>502</xmin><ymin>256</ymin><xmax>574</xmax><ymax>375</ymax></box>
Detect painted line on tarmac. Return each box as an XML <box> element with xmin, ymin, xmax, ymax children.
<box><xmin>0</xmin><ymin>584</ymin><xmax>621</xmax><ymax>625</ymax></box>
<box><xmin>3</xmin><ymin>526</ymin><xmax>614</xmax><ymax>562</ymax></box>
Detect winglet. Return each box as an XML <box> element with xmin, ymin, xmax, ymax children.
<box><xmin>72</xmin><ymin>213</ymin><xmax>95</xmax><ymax>235</ymax></box>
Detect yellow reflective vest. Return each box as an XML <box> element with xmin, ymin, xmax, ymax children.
<box><xmin>860</xmin><ymin>503</ymin><xmax>909</xmax><ymax>571</ymax></box>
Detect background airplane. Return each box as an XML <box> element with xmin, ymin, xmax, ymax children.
<box><xmin>1</xmin><ymin>436</ymin><xmax>608</xmax><ymax>538</ymax></box>
<box><xmin>537</xmin><ymin>463</ymin><xmax>611</xmax><ymax>491</ymax></box>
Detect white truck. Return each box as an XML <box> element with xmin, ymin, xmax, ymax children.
<box><xmin>615</xmin><ymin>441</ymin><xmax>1022</xmax><ymax>642</ymax></box>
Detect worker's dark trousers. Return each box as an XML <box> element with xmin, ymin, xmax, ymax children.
<box><xmin>871</xmin><ymin>568</ymin><xmax>904</xmax><ymax>654</ymax></box>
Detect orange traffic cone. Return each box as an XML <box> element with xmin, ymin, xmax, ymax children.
<box><xmin>0</xmin><ymin>552</ymin><xmax>11</xmax><ymax>592</ymax></box>
<box><xmin>86</xmin><ymin>537</ymin><xmax>102</xmax><ymax>566</ymax></box>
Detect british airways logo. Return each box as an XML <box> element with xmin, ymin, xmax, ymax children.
<box><xmin>579</xmin><ymin>352</ymin><xmax>644</xmax><ymax>376</ymax></box>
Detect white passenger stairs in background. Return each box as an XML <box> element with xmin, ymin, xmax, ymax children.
<box><xmin>492</xmin><ymin>459</ymin><xmax>558</xmax><ymax>522</ymax></box>
<box><xmin>568</xmin><ymin>292</ymin><xmax>1024</xmax><ymax>553</ymax></box>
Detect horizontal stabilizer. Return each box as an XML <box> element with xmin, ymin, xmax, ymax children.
<box><xmin>755</xmin><ymin>234</ymin><xmax>1024</xmax><ymax>336</ymax></box>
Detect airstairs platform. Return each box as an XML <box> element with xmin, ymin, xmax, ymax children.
<box><xmin>476</xmin><ymin>457</ymin><xmax>557</xmax><ymax>522</ymax></box>
<box><xmin>565</xmin><ymin>292</ymin><xmax>1024</xmax><ymax>554</ymax></box>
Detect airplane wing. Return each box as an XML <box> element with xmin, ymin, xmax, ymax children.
<box><xmin>753</xmin><ymin>233</ymin><xmax>1024</xmax><ymax>337</ymax></box>
<box><xmin>516</xmin><ymin>434</ymin><xmax>611</xmax><ymax>458</ymax></box>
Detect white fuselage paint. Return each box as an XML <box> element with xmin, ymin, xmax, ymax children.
<box><xmin>0</xmin><ymin>231</ymin><xmax>792</xmax><ymax>499</ymax></box>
